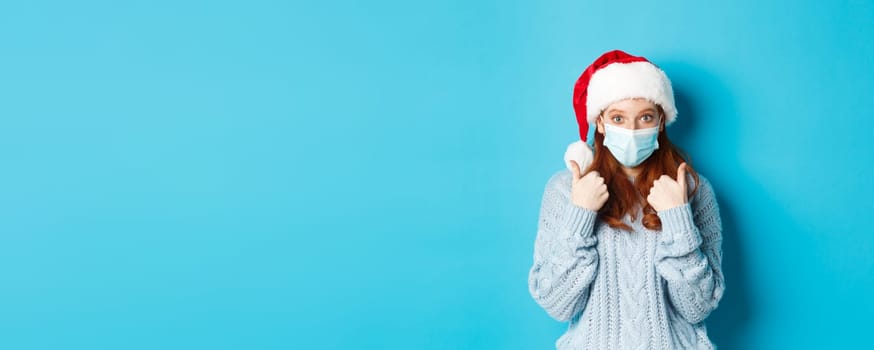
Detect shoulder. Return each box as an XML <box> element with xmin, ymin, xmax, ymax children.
<box><xmin>689</xmin><ymin>172</ymin><xmax>714</xmax><ymax>199</ymax></box>
<box><xmin>545</xmin><ymin>168</ymin><xmax>574</xmax><ymax>193</ymax></box>
<box><xmin>688</xmin><ymin>172</ymin><xmax>720</xmax><ymax>216</ymax></box>
<box><xmin>539</xmin><ymin>168</ymin><xmax>575</xmax><ymax>203</ymax></box>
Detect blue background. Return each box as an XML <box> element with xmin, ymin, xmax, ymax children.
<box><xmin>1</xmin><ymin>0</ymin><xmax>872</xmax><ymax>349</ymax></box>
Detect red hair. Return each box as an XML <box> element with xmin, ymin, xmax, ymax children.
<box><xmin>584</xmin><ymin>105</ymin><xmax>700</xmax><ymax>232</ymax></box>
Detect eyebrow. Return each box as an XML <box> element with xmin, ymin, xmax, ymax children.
<box><xmin>604</xmin><ymin>107</ymin><xmax>657</xmax><ymax>115</ymax></box>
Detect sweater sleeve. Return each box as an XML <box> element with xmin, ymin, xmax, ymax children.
<box><xmin>654</xmin><ymin>176</ymin><xmax>725</xmax><ymax>324</ymax></box>
<box><xmin>528</xmin><ymin>171</ymin><xmax>600</xmax><ymax>322</ymax></box>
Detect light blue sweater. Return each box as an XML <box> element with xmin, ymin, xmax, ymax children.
<box><xmin>528</xmin><ymin>169</ymin><xmax>725</xmax><ymax>350</ymax></box>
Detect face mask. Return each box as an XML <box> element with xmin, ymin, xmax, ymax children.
<box><xmin>602</xmin><ymin>122</ymin><xmax>660</xmax><ymax>167</ymax></box>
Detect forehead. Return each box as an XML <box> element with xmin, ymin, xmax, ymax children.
<box><xmin>603</xmin><ymin>98</ymin><xmax>659</xmax><ymax>114</ymax></box>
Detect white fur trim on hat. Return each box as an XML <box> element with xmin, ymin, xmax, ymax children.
<box><xmin>586</xmin><ymin>61</ymin><xmax>677</xmax><ymax>125</ymax></box>
<box><xmin>564</xmin><ymin>140</ymin><xmax>594</xmax><ymax>173</ymax></box>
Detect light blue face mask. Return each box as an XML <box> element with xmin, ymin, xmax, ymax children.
<box><xmin>602</xmin><ymin>122</ymin><xmax>660</xmax><ymax>167</ymax></box>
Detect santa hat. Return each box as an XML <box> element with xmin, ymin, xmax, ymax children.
<box><xmin>564</xmin><ymin>49</ymin><xmax>678</xmax><ymax>172</ymax></box>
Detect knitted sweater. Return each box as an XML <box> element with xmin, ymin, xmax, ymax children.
<box><xmin>527</xmin><ymin>169</ymin><xmax>725</xmax><ymax>350</ymax></box>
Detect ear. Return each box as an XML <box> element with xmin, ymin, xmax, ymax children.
<box><xmin>658</xmin><ymin>107</ymin><xmax>666</xmax><ymax>132</ymax></box>
<box><xmin>595</xmin><ymin>115</ymin><xmax>605</xmax><ymax>134</ymax></box>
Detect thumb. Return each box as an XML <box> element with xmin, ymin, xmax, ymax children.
<box><xmin>570</xmin><ymin>160</ymin><xmax>582</xmax><ymax>180</ymax></box>
<box><xmin>677</xmin><ymin>162</ymin><xmax>688</xmax><ymax>190</ymax></box>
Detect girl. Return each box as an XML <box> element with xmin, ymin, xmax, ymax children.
<box><xmin>527</xmin><ymin>49</ymin><xmax>725</xmax><ymax>350</ymax></box>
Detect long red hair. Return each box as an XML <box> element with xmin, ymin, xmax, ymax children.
<box><xmin>584</xmin><ymin>105</ymin><xmax>700</xmax><ymax>232</ymax></box>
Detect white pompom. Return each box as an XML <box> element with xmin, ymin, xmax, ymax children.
<box><xmin>564</xmin><ymin>140</ymin><xmax>594</xmax><ymax>172</ymax></box>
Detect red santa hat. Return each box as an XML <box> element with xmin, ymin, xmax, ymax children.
<box><xmin>564</xmin><ymin>49</ymin><xmax>678</xmax><ymax>172</ymax></box>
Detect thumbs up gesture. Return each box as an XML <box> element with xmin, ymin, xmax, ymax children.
<box><xmin>568</xmin><ymin>160</ymin><xmax>609</xmax><ymax>211</ymax></box>
<box><xmin>647</xmin><ymin>162</ymin><xmax>690</xmax><ymax>211</ymax></box>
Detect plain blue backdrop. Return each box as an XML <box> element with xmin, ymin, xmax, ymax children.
<box><xmin>0</xmin><ymin>0</ymin><xmax>872</xmax><ymax>349</ymax></box>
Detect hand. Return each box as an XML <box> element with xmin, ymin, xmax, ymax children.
<box><xmin>647</xmin><ymin>162</ymin><xmax>689</xmax><ymax>211</ymax></box>
<box><xmin>569</xmin><ymin>160</ymin><xmax>609</xmax><ymax>211</ymax></box>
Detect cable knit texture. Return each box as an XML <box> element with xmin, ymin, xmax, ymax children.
<box><xmin>528</xmin><ymin>169</ymin><xmax>725</xmax><ymax>350</ymax></box>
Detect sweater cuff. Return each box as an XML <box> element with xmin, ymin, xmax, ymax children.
<box><xmin>564</xmin><ymin>205</ymin><xmax>598</xmax><ymax>248</ymax></box>
<box><xmin>656</xmin><ymin>202</ymin><xmax>702</xmax><ymax>257</ymax></box>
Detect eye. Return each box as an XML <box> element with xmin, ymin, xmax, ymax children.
<box><xmin>611</xmin><ymin>115</ymin><xmax>623</xmax><ymax>123</ymax></box>
<box><xmin>641</xmin><ymin>114</ymin><xmax>654</xmax><ymax>122</ymax></box>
